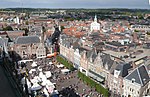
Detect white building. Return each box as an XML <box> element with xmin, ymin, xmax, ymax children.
<box><xmin>118</xmin><ymin>38</ymin><xmax>131</xmax><ymax>45</ymax></box>
<box><xmin>90</xmin><ymin>15</ymin><xmax>100</xmax><ymax>32</ymax></box>
<box><xmin>74</xmin><ymin>48</ymin><xmax>81</xmax><ymax>69</ymax></box>
<box><xmin>123</xmin><ymin>65</ymin><xmax>150</xmax><ymax>97</ymax></box>
<box><xmin>131</xmin><ymin>25</ymin><xmax>150</xmax><ymax>32</ymax></box>
<box><xmin>14</xmin><ymin>17</ymin><xmax>20</xmax><ymax>24</ymax></box>
<box><xmin>36</xmin><ymin>43</ymin><xmax>46</xmax><ymax>58</ymax></box>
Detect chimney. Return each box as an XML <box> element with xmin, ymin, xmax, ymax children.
<box><xmin>131</xmin><ymin>61</ymin><xmax>136</xmax><ymax>69</ymax></box>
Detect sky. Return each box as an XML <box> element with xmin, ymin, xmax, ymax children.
<box><xmin>0</xmin><ymin>0</ymin><xmax>150</xmax><ymax>9</ymax></box>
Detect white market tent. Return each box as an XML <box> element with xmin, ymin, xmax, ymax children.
<box><xmin>31</xmin><ymin>62</ymin><xmax>37</xmax><ymax>67</ymax></box>
<box><xmin>31</xmin><ymin>83</ymin><xmax>42</xmax><ymax>91</ymax></box>
<box><xmin>21</xmin><ymin>77</ymin><xmax>26</xmax><ymax>85</ymax></box>
<box><xmin>39</xmin><ymin>72</ymin><xmax>44</xmax><ymax>79</ymax></box>
<box><xmin>56</xmin><ymin>64</ymin><xmax>64</xmax><ymax>68</ymax></box>
<box><xmin>18</xmin><ymin>59</ymin><xmax>33</xmax><ymax>64</ymax></box>
<box><xmin>61</xmin><ymin>69</ymin><xmax>70</xmax><ymax>74</ymax></box>
<box><xmin>39</xmin><ymin>72</ymin><xmax>47</xmax><ymax>86</ymax></box>
<box><xmin>52</xmin><ymin>90</ymin><xmax>59</xmax><ymax>95</ymax></box>
<box><xmin>30</xmin><ymin>78</ymin><xmax>38</xmax><ymax>84</ymax></box>
<box><xmin>44</xmin><ymin>71</ymin><xmax>52</xmax><ymax>78</ymax></box>
<box><xmin>34</xmin><ymin>76</ymin><xmax>42</xmax><ymax>83</ymax></box>
<box><xmin>43</xmin><ymin>87</ymin><xmax>49</xmax><ymax>97</ymax></box>
<box><xmin>46</xmin><ymin>80</ymin><xmax>55</xmax><ymax>88</ymax></box>
<box><xmin>49</xmin><ymin>62</ymin><xmax>53</xmax><ymax>65</ymax></box>
<box><xmin>45</xmin><ymin>80</ymin><xmax>55</xmax><ymax>94</ymax></box>
<box><xmin>37</xmin><ymin>56</ymin><xmax>46</xmax><ymax>59</ymax></box>
<box><xmin>38</xmin><ymin>66</ymin><xmax>42</xmax><ymax>72</ymax></box>
<box><xmin>29</xmin><ymin>69</ymin><xmax>36</xmax><ymax>74</ymax></box>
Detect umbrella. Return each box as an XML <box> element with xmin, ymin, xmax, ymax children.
<box><xmin>43</xmin><ymin>88</ymin><xmax>49</xmax><ymax>97</ymax></box>
<box><xmin>29</xmin><ymin>69</ymin><xmax>36</xmax><ymax>74</ymax></box>
<box><xmin>31</xmin><ymin>83</ymin><xmax>42</xmax><ymax>91</ymax></box>
<box><xmin>31</xmin><ymin>62</ymin><xmax>37</xmax><ymax>67</ymax></box>
<box><xmin>47</xmin><ymin>86</ymin><xmax>54</xmax><ymax>94</ymax></box>
<box><xmin>52</xmin><ymin>90</ymin><xmax>59</xmax><ymax>95</ymax></box>
<box><xmin>49</xmin><ymin>62</ymin><xmax>53</xmax><ymax>65</ymax></box>
<box><xmin>44</xmin><ymin>71</ymin><xmax>52</xmax><ymax>78</ymax></box>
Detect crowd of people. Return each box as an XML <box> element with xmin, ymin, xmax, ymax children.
<box><xmin>14</xmin><ymin>57</ymin><xmax>104</xmax><ymax>97</ymax></box>
<box><xmin>15</xmin><ymin>58</ymin><xmax>59</xmax><ymax>97</ymax></box>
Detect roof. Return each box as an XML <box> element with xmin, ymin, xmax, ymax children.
<box><xmin>105</xmin><ymin>41</ymin><xmax>124</xmax><ymax>47</ymax></box>
<box><xmin>88</xmin><ymin>49</ymin><xmax>97</xmax><ymax>62</ymax></box>
<box><xmin>101</xmin><ymin>54</ymin><xmax>114</xmax><ymax>70</ymax></box>
<box><xmin>61</xmin><ymin>39</ymin><xmax>71</xmax><ymax>48</ymax></box>
<box><xmin>0</xmin><ymin>37</ymin><xmax>5</xmax><ymax>47</ymax></box>
<box><xmin>78</xmin><ymin>47</ymin><xmax>88</xmax><ymax>54</ymax></box>
<box><xmin>15</xmin><ymin>35</ymin><xmax>40</xmax><ymax>44</ymax></box>
<box><xmin>125</xmin><ymin>65</ymin><xmax>150</xmax><ymax>86</ymax></box>
<box><xmin>112</xmin><ymin>62</ymin><xmax>132</xmax><ymax>77</ymax></box>
<box><xmin>61</xmin><ymin>34</ymin><xmax>79</xmax><ymax>48</ymax></box>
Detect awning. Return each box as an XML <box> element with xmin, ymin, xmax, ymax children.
<box><xmin>88</xmin><ymin>70</ymin><xmax>105</xmax><ymax>82</ymax></box>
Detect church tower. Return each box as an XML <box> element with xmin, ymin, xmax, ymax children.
<box><xmin>94</xmin><ymin>15</ymin><xmax>97</xmax><ymax>22</ymax></box>
<box><xmin>90</xmin><ymin>15</ymin><xmax>100</xmax><ymax>32</ymax></box>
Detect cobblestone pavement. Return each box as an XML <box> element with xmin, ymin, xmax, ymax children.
<box><xmin>50</xmin><ymin>70</ymin><xmax>102</xmax><ymax>97</ymax></box>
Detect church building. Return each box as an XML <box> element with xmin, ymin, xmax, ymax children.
<box><xmin>90</xmin><ymin>15</ymin><xmax>100</xmax><ymax>32</ymax></box>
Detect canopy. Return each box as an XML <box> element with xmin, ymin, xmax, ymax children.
<box><xmin>44</xmin><ymin>80</ymin><xmax>55</xmax><ymax>93</ymax></box>
<box><xmin>52</xmin><ymin>90</ymin><xmax>59</xmax><ymax>95</ymax></box>
<box><xmin>38</xmin><ymin>66</ymin><xmax>42</xmax><ymax>71</ymax></box>
<box><xmin>56</xmin><ymin>64</ymin><xmax>64</xmax><ymax>68</ymax></box>
<box><xmin>44</xmin><ymin>71</ymin><xmax>52</xmax><ymax>78</ymax></box>
<box><xmin>43</xmin><ymin>88</ymin><xmax>49</xmax><ymax>97</ymax></box>
<box><xmin>46</xmin><ymin>80</ymin><xmax>55</xmax><ymax>87</ymax></box>
<box><xmin>31</xmin><ymin>62</ymin><xmax>37</xmax><ymax>67</ymax></box>
<box><xmin>29</xmin><ymin>69</ymin><xmax>36</xmax><ymax>74</ymax></box>
<box><xmin>34</xmin><ymin>76</ymin><xmax>42</xmax><ymax>83</ymax></box>
<box><xmin>49</xmin><ymin>62</ymin><xmax>53</xmax><ymax>65</ymax></box>
<box><xmin>30</xmin><ymin>78</ymin><xmax>38</xmax><ymax>83</ymax></box>
<box><xmin>31</xmin><ymin>83</ymin><xmax>42</xmax><ymax>91</ymax></box>
<box><xmin>21</xmin><ymin>77</ymin><xmax>26</xmax><ymax>85</ymax></box>
<box><xmin>61</xmin><ymin>69</ymin><xmax>70</xmax><ymax>74</ymax></box>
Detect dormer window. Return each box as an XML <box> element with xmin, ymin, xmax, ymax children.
<box><xmin>131</xmin><ymin>78</ymin><xmax>135</xmax><ymax>83</ymax></box>
<box><xmin>90</xmin><ymin>58</ymin><xmax>93</xmax><ymax>62</ymax></box>
<box><xmin>105</xmin><ymin>64</ymin><xmax>108</xmax><ymax>70</ymax></box>
<box><xmin>114</xmin><ymin>70</ymin><xmax>120</xmax><ymax>78</ymax></box>
<box><xmin>143</xmin><ymin>78</ymin><xmax>146</xmax><ymax>83</ymax></box>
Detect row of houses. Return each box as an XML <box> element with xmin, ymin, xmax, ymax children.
<box><xmin>59</xmin><ymin>34</ymin><xmax>150</xmax><ymax>97</ymax></box>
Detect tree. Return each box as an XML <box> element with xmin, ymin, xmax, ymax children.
<box><xmin>42</xmin><ymin>26</ymin><xmax>46</xmax><ymax>32</ymax></box>
<box><xmin>3</xmin><ymin>26</ymin><xmax>13</xmax><ymax>31</ymax></box>
<box><xmin>25</xmin><ymin>21</ymin><xmax>29</xmax><ymax>25</ymax></box>
<box><xmin>146</xmin><ymin>32</ymin><xmax>150</xmax><ymax>35</ymax></box>
<box><xmin>77</xmin><ymin>71</ymin><xmax>109</xmax><ymax>97</ymax></box>
<box><xmin>134</xmin><ymin>30</ymin><xmax>139</xmax><ymax>32</ymax></box>
<box><xmin>22</xmin><ymin>28</ymin><xmax>29</xmax><ymax>36</ymax></box>
<box><xmin>61</xmin><ymin>26</ymin><xmax>65</xmax><ymax>31</ymax></box>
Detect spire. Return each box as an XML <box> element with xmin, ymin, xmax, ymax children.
<box><xmin>94</xmin><ymin>15</ymin><xmax>97</xmax><ymax>22</ymax></box>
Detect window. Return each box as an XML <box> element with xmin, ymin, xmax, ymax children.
<box><xmin>132</xmin><ymin>78</ymin><xmax>135</xmax><ymax>83</ymax></box>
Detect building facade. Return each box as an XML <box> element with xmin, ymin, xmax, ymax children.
<box><xmin>123</xmin><ymin>65</ymin><xmax>150</xmax><ymax>97</ymax></box>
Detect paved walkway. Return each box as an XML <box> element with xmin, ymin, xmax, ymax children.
<box><xmin>51</xmin><ymin>71</ymin><xmax>102</xmax><ymax>97</ymax></box>
<box><xmin>0</xmin><ymin>65</ymin><xmax>17</xmax><ymax>97</ymax></box>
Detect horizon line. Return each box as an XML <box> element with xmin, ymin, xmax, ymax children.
<box><xmin>0</xmin><ymin>7</ymin><xmax>150</xmax><ymax>10</ymax></box>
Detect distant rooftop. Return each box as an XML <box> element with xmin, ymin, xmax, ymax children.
<box><xmin>103</xmin><ymin>48</ymin><xmax>150</xmax><ymax>62</ymax></box>
<box><xmin>15</xmin><ymin>35</ymin><xmax>40</xmax><ymax>44</ymax></box>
